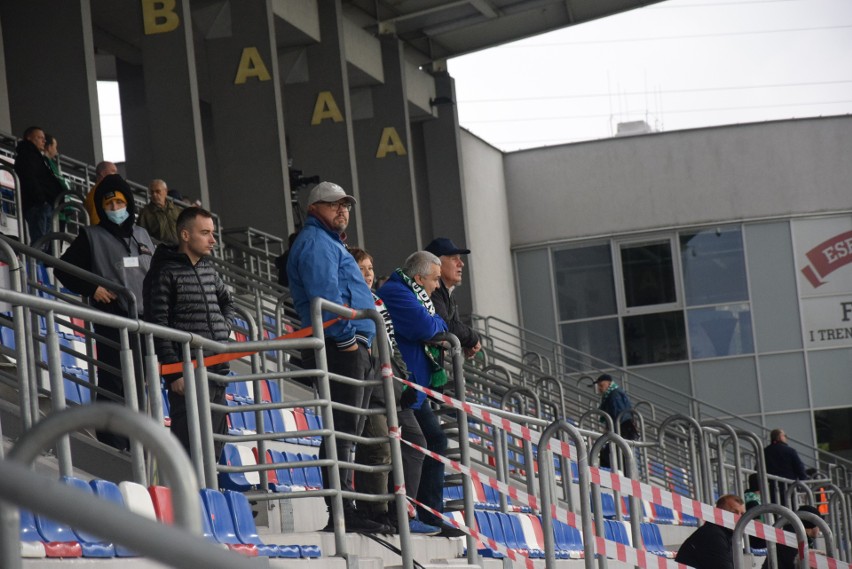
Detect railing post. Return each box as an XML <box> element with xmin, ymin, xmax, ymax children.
<box><xmin>181</xmin><ymin>342</ymin><xmax>205</xmax><ymax>486</ymax></box>
<box><xmin>194</xmin><ymin>346</ymin><xmax>218</xmax><ymax>489</ymax></box>
<box><xmin>43</xmin><ymin>311</ymin><xmax>73</xmax><ymax>477</ymax></box>
<box><xmin>732</xmin><ymin>504</ymin><xmax>808</xmax><ymax>569</ymax></box>
<box><xmin>119</xmin><ymin>327</ymin><xmax>146</xmax><ymax>484</ymax></box>
<box><xmin>538</xmin><ymin>419</ymin><xmax>596</xmax><ymax>569</ymax></box>
<box><xmin>501</xmin><ymin>386</ymin><xmax>542</xmax><ymax>507</ymax></box>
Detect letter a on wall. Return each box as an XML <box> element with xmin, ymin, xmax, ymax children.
<box><xmin>311</xmin><ymin>92</ymin><xmax>344</xmax><ymax>125</ymax></box>
<box><xmin>234</xmin><ymin>47</ymin><xmax>272</xmax><ymax>85</ymax></box>
<box><xmin>375</xmin><ymin>127</ymin><xmax>407</xmax><ymax>158</ymax></box>
<box><xmin>142</xmin><ymin>0</ymin><xmax>180</xmax><ymax>35</ymax></box>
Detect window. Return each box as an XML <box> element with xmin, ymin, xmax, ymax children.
<box><xmin>623</xmin><ymin>311</ymin><xmax>687</xmax><ymax>365</ymax></box>
<box><xmin>619</xmin><ymin>241</ymin><xmax>677</xmax><ymax>309</ymax></box>
<box><xmin>561</xmin><ymin>318</ymin><xmax>622</xmax><ymax>368</ymax></box>
<box><xmin>680</xmin><ymin>227</ymin><xmax>748</xmax><ymax>306</ymax></box>
<box><xmin>687</xmin><ymin>304</ymin><xmax>754</xmax><ymax>358</ymax></box>
<box><xmin>815</xmin><ymin>407</ymin><xmax>852</xmax><ymax>461</ymax></box>
<box><xmin>553</xmin><ymin>245</ymin><xmax>616</xmax><ymax>320</ymax></box>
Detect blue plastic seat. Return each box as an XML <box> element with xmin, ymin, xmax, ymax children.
<box><xmin>225</xmin><ymin>490</ymin><xmax>318</xmax><ymax>558</ymax></box>
<box><xmin>200</xmin><ymin>489</ymin><xmax>259</xmax><ymax>556</ymax></box>
<box><xmin>640</xmin><ymin>522</ymin><xmax>675</xmax><ymax>558</ymax></box>
<box><xmin>651</xmin><ymin>503</ymin><xmax>675</xmax><ymax>525</ymax></box>
<box><xmin>296</xmin><ymin>452</ymin><xmax>323</xmax><ymax>490</ymax></box>
<box><xmin>218</xmin><ymin>444</ymin><xmax>258</xmax><ymax>492</ymax></box>
<box><xmin>88</xmin><ymin>480</ymin><xmax>138</xmax><ymax>557</ymax></box>
<box><xmin>473</xmin><ymin>511</ymin><xmax>503</xmax><ymax>558</ymax></box>
<box><xmin>553</xmin><ymin>519</ymin><xmax>584</xmax><ymax>559</ymax></box>
<box><xmin>61</xmin><ymin>477</ymin><xmax>115</xmax><ymax>557</ymax></box>
<box><xmin>598</xmin><ymin>493</ymin><xmax>617</xmax><ymax>519</ymax></box>
<box><xmin>20</xmin><ymin>508</ymin><xmax>82</xmax><ymax>558</ymax></box>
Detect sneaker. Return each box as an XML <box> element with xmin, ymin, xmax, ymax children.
<box><xmin>438</xmin><ymin>525</ymin><xmax>466</xmax><ymax>538</ymax></box>
<box><xmin>409</xmin><ymin>519</ymin><xmax>441</xmax><ymax>536</ymax></box>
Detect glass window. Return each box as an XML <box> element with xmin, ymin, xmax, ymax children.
<box><xmin>687</xmin><ymin>304</ymin><xmax>754</xmax><ymax>359</ymax></box>
<box><xmin>680</xmin><ymin>227</ymin><xmax>748</xmax><ymax>306</ymax></box>
<box><xmin>620</xmin><ymin>241</ymin><xmax>676</xmax><ymax>308</ymax></box>
<box><xmin>815</xmin><ymin>407</ymin><xmax>852</xmax><ymax>460</ymax></box>
<box><xmin>623</xmin><ymin>311</ymin><xmax>687</xmax><ymax>365</ymax></box>
<box><xmin>560</xmin><ymin>318</ymin><xmax>622</xmax><ymax>369</ymax></box>
<box><xmin>553</xmin><ymin>245</ymin><xmax>616</xmax><ymax>320</ymax></box>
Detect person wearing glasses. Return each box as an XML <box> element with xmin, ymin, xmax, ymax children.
<box><xmin>286</xmin><ymin>181</ymin><xmax>385</xmax><ymax>534</ymax></box>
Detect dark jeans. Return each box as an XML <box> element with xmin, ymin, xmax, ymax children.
<box><xmin>168</xmin><ymin>382</ymin><xmax>228</xmax><ymax>462</ymax></box>
<box><xmin>317</xmin><ymin>343</ymin><xmax>372</xmax><ymax>512</ymax></box>
<box><xmin>92</xmin><ymin>323</ymin><xmax>147</xmax><ymax>451</ymax></box>
<box><xmin>24</xmin><ymin>203</ymin><xmax>52</xmax><ymax>248</ymax></box>
<box><xmin>414</xmin><ymin>401</ymin><xmax>447</xmax><ymax>527</ymax></box>
<box><xmin>355</xmin><ymin>408</ymin><xmax>426</xmax><ymax>519</ymax></box>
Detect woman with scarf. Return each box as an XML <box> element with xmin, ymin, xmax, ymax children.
<box><xmin>55</xmin><ymin>174</ymin><xmax>155</xmax><ymax>450</ymax></box>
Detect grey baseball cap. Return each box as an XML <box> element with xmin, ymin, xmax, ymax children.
<box><xmin>307</xmin><ymin>181</ymin><xmax>357</xmax><ymax>206</ymax></box>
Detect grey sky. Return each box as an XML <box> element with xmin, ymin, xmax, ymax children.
<box><xmin>449</xmin><ymin>0</ymin><xmax>852</xmax><ymax>151</ymax></box>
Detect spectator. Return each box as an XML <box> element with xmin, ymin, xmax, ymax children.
<box><xmin>44</xmin><ymin>134</ymin><xmax>72</xmax><ymax>231</ymax></box>
<box><xmin>674</xmin><ymin>494</ymin><xmax>745</xmax><ymax>569</ymax></box>
<box><xmin>349</xmin><ymin>248</ymin><xmax>438</xmax><ymax>536</ymax></box>
<box><xmin>764</xmin><ymin>428</ymin><xmax>808</xmax><ymax>506</ymax></box>
<box><xmin>423</xmin><ymin>238</ymin><xmax>481</xmax><ymax>359</ymax></box>
<box><xmin>761</xmin><ymin>505</ymin><xmax>822</xmax><ymax>569</ymax></box>
<box><xmin>137</xmin><ymin>179</ymin><xmax>180</xmax><ymax>245</ymax></box>
<box><xmin>54</xmin><ymin>174</ymin><xmax>155</xmax><ymax>450</ymax></box>
<box><xmin>43</xmin><ymin>134</ymin><xmax>70</xmax><ymax>192</ymax></box>
<box><xmin>286</xmin><ymin>181</ymin><xmax>383</xmax><ymax>534</ymax></box>
<box><xmin>379</xmin><ymin>250</ymin><xmax>464</xmax><ymax>537</ymax></box>
<box><xmin>594</xmin><ymin>373</ymin><xmax>638</xmax><ymax>468</ymax></box>
<box><xmin>14</xmin><ymin>126</ymin><xmax>65</xmax><ymax>246</ymax></box>
<box><xmin>84</xmin><ymin>161</ymin><xmax>118</xmax><ymax>225</ymax></box>
<box><xmin>143</xmin><ymin>207</ymin><xmax>234</xmax><ymax>460</ymax></box>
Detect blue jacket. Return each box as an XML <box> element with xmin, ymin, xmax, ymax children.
<box><xmin>377</xmin><ymin>272</ymin><xmax>447</xmax><ymax>409</ymax></box>
<box><xmin>286</xmin><ymin>215</ymin><xmax>376</xmax><ymax>348</ymax></box>
<box><xmin>600</xmin><ymin>387</ymin><xmax>632</xmax><ymax>425</ymax></box>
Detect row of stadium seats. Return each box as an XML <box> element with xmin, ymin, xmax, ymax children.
<box><xmin>218</xmin><ymin>444</ymin><xmax>322</xmax><ymax>493</ymax></box>
<box><xmin>19</xmin><ymin>476</ymin><xmax>319</xmax><ymax>559</ymax></box>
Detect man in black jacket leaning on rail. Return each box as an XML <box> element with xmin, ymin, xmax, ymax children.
<box><xmin>143</xmin><ymin>206</ymin><xmax>234</xmax><ymax>460</ymax></box>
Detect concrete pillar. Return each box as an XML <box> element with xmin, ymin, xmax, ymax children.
<box><xmin>116</xmin><ymin>0</ymin><xmax>208</xmax><ymax>204</ymax></box>
<box><xmin>352</xmin><ymin>35</ymin><xmax>420</xmax><ymax>274</ymax></box>
<box><xmin>420</xmin><ymin>70</ymin><xmax>474</xmax><ymax>314</ymax></box>
<box><xmin>0</xmin><ymin>0</ymin><xmax>101</xmax><ymax>164</ymax></box>
<box><xmin>282</xmin><ymin>0</ymin><xmax>361</xmax><ymax>243</ymax></box>
<box><xmin>202</xmin><ymin>0</ymin><xmax>291</xmax><ymax>235</ymax></box>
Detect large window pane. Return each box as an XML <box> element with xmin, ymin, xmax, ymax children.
<box><xmin>623</xmin><ymin>311</ymin><xmax>687</xmax><ymax>365</ymax></box>
<box><xmin>815</xmin><ymin>407</ymin><xmax>852</xmax><ymax>461</ymax></box>
<box><xmin>620</xmin><ymin>241</ymin><xmax>676</xmax><ymax>308</ymax></box>
<box><xmin>687</xmin><ymin>304</ymin><xmax>754</xmax><ymax>359</ymax></box>
<box><xmin>553</xmin><ymin>245</ymin><xmax>616</xmax><ymax>320</ymax></box>
<box><xmin>680</xmin><ymin>227</ymin><xmax>748</xmax><ymax>306</ymax></box>
<box><xmin>560</xmin><ymin>318</ymin><xmax>622</xmax><ymax>369</ymax></box>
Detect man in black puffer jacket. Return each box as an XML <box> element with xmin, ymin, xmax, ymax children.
<box><xmin>143</xmin><ymin>206</ymin><xmax>234</xmax><ymax>460</ymax></box>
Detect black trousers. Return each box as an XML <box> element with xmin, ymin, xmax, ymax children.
<box><xmin>92</xmin><ymin>323</ymin><xmax>146</xmax><ymax>451</ymax></box>
<box><xmin>312</xmin><ymin>343</ymin><xmax>372</xmax><ymax>513</ymax></box>
<box><xmin>168</xmin><ymin>382</ymin><xmax>228</xmax><ymax>462</ymax></box>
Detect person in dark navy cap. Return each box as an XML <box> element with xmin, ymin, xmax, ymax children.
<box><xmin>423</xmin><ymin>237</ymin><xmax>481</xmax><ymax>359</ymax></box>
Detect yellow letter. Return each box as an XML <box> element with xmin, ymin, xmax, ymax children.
<box><xmin>142</xmin><ymin>0</ymin><xmax>179</xmax><ymax>35</ymax></box>
<box><xmin>311</xmin><ymin>91</ymin><xmax>344</xmax><ymax>125</ymax></box>
<box><xmin>375</xmin><ymin>127</ymin><xmax>407</xmax><ymax>158</ymax></box>
<box><xmin>234</xmin><ymin>47</ymin><xmax>272</xmax><ymax>85</ymax></box>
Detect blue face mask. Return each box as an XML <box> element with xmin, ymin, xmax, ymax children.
<box><xmin>105</xmin><ymin>207</ymin><xmax>129</xmax><ymax>225</ymax></box>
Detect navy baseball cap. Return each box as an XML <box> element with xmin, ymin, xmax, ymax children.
<box><xmin>425</xmin><ymin>237</ymin><xmax>470</xmax><ymax>257</ymax></box>
<box><xmin>593</xmin><ymin>373</ymin><xmax>614</xmax><ymax>384</ymax></box>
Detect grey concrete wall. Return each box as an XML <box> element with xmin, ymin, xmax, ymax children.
<box><xmin>503</xmin><ymin>116</ymin><xmax>852</xmax><ymax>248</ymax></box>
<box><xmin>459</xmin><ymin>130</ymin><xmax>519</xmax><ymax>327</ymax></box>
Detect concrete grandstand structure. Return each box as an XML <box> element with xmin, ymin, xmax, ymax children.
<box><xmin>1</xmin><ymin>2</ymin><xmax>852</xmax><ymax>569</ymax></box>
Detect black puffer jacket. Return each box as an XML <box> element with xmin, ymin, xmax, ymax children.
<box><xmin>14</xmin><ymin>138</ymin><xmax>64</xmax><ymax>210</ymax></box>
<box><xmin>143</xmin><ymin>244</ymin><xmax>234</xmax><ymax>382</ymax></box>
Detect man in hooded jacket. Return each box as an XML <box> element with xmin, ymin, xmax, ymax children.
<box><xmin>55</xmin><ymin>174</ymin><xmax>155</xmax><ymax>450</ymax></box>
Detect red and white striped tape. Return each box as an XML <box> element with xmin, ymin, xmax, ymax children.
<box><xmin>395</xmin><ymin>376</ymin><xmax>851</xmax><ymax>569</ymax></box>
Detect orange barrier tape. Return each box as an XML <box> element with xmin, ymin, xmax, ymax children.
<box><xmin>159</xmin><ymin>317</ymin><xmax>340</xmax><ymax>376</ymax></box>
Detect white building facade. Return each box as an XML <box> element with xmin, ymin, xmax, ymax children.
<box><xmin>461</xmin><ymin>115</ymin><xmax>852</xmax><ymax>458</ymax></box>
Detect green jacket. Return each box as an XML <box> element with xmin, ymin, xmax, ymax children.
<box><xmin>137</xmin><ymin>200</ymin><xmax>180</xmax><ymax>245</ymax></box>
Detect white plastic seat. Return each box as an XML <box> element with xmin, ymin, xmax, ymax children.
<box><xmin>118</xmin><ymin>481</ymin><xmax>157</xmax><ymax>521</ymax></box>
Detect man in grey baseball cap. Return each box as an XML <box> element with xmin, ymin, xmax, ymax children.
<box><xmin>307</xmin><ymin>181</ymin><xmax>357</xmax><ymax>207</ymax></box>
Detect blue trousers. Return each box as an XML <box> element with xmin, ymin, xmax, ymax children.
<box><xmin>413</xmin><ymin>401</ymin><xmax>447</xmax><ymax>527</ymax></box>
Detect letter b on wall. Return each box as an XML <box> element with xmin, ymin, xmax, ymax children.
<box><xmin>142</xmin><ymin>0</ymin><xmax>180</xmax><ymax>35</ymax></box>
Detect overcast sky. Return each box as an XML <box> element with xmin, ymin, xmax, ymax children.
<box><xmin>448</xmin><ymin>0</ymin><xmax>852</xmax><ymax>151</ymax></box>
<box><xmin>99</xmin><ymin>0</ymin><xmax>852</xmax><ymax>161</ymax></box>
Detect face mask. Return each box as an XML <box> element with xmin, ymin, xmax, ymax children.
<box><xmin>105</xmin><ymin>207</ymin><xmax>129</xmax><ymax>225</ymax></box>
